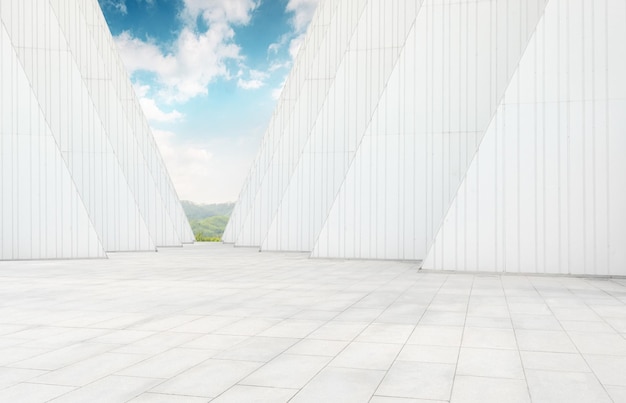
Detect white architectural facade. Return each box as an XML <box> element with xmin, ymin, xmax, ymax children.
<box><xmin>0</xmin><ymin>0</ymin><xmax>194</xmax><ymax>260</ymax></box>
<box><xmin>226</xmin><ymin>0</ymin><xmax>626</xmax><ymax>276</ymax></box>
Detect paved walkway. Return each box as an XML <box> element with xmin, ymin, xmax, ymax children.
<box><xmin>0</xmin><ymin>243</ymin><xmax>624</xmax><ymax>402</ymax></box>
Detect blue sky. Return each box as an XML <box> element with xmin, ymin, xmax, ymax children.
<box><xmin>98</xmin><ymin>0</ymin><xmax>319</xmax><ymax>203</ymax></box>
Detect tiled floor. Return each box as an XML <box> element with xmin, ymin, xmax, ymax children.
<box><xmin>0</xmin><ymin>243</ymin><xmax>625</xmax><ymax>402</ymax></box>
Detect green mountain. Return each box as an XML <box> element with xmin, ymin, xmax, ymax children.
<box><xmin>181</xmin><ymin>201</ymin><xmax>235</xmax><ymax>242</ymax></box>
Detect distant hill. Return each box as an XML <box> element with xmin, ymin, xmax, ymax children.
<box><xmin>181</xmin><ymin>201</ymin><xmax>235</xmax><ymax>242</ymax></box>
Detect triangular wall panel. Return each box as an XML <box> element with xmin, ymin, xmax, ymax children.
<box><xmin>312</xmin><ymin>0</ymin><xmax>549</xmax><ymax>259</ymax></box>
<box><xmin>423</xmin><ymin>0</ymin><xmax>626</xmax><ymax>275</ymax></box>
<box><xmin>224</xmin><ymin>0</ymin><xmax>363</xmax><ymax>246</ymax></box>
<box><xmin>0</xmin><ymin>0</ymin><xmax>193</xmax><ymax>259</ymax></box>
<box><xmin>230</xmin><ymin>0</ymin><xmax>624</xmax><ymax>275</ymax></box>
<box><xmin>2</xmin><ymin>0</ymin><xmax>156</xmax><ymax>253</ymax></box>
<box><xmin>0</xmin><ymin>22</ymin><xmax>105</xmax><ymax>259</ymax></box>
<box><xmin>262</xmin><ymin>0</ymin><xmax>421</xmax><ymax>253</ymax></box>
<box><xmin>78</xmin><ymin>0</ymin><xmax>194</xmax><ymax>245</ymax></box>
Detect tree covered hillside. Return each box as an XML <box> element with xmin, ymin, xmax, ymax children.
<box><xmin>181</xmin><ymin>201</ymin><xmax>234</xmax><ymax>242</ymax></box>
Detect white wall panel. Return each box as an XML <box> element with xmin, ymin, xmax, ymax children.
<box><xmin>0</xmin><ymin>22</ymin><xmax>105</xmax><ymax>259</ymax></box>
<box><xmin>225</xmin><ymin>0</ymin><xmax>364</xmax><ymax>246</ymax></box>
<box><xmin>313</xmin><ymin>0</ymin><xmax>549</xmax><ymax>260</ymax></box>
<box><xmin>229</xmin><ymin>0</ymin><xmax>624</xmax><ymax>274</ymax></box>
<box><xmin>0</xmin><ymin>0</ymin><xmax>192</xmax><ymax>259</ymax></box>
<box><xmin>423</xmin><ymin>0</ymin><xmax>626</xmax><ymax>275</ymax></box>
<box><xmin>260</xmin><ymin>0</ymin><xmax>420</xmax><ymax>253</ymax></box>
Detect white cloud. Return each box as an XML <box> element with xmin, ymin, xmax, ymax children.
<box><xmin>133</xmin><ymin>83</ymin><xmax>151</xmax><ymax>98</ymax></box>
<box><xmin>100</xmin><ymin>0</ymin><xmax>128</xmax><ymax>14</ymax></box>
<box><xmin>113</xmin><ymin>0</ymin><xmax>260</xmax><ymax>103</ymax></box>
<box><xmin>272</xmin><ymin>77</ymin><xmax>287</xmax><ymax>100</ymax></box>
<box><xmin>153</xmin><ymin>129</ymin><xmax>257</xmax><ymax>203</ymax></box>
<box><xmin>237</xmin><ymin>69</ymin><xmax>269</xmax><ymax>90</ymax></box>
<box><xmin>265</xmin><ymin>0</ymin><xmax>319</xmax><ymax>59</ymax></box>
<box><xmin>237</xmin><ymin>78</ymin><xmax>264</xmax><ymax>90</ymax></box>
<box><xmin>181</xmin><ymin>0</ymin><xmax>259</xmax><ymax>26</ymax></box>
<box><xmin>140</xmin><ymin>97</ymin><xmax>184</xmax><ymax>122</ymax></box>
<box><xmin>286</xmin><ymin>0</ymin><xmax>319</xmax><ymax>33</ymax></box>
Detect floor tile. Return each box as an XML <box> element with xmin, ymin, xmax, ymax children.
<box><xmin>450</xmin><ymin>375</ymin><xmax>530</xmax><ymax>403</ymax></box>
<box><xmin>128</xmin><ymin>392</ymin><xmax>208</xmax><ymax>402</ymax></box>
<box><xmin>211</xmin><ymin>385</ymin><xmax>297</xmax><ymax>402</ymax></box>
<box><xmin>515</xmin><ymin>330</ymin><xmax>577</xmax><ymax>353</ymax></box>
<box><xmin>605</xmin><ymin>385</ymin><xmax>626</xmax><ymax>402</ymax></box>
<box><xmin>329</xmin><ymin>342</ymin><xmax>402</xmax><ymax>370</ymax></box>
<box><xmin>568</xmin><ymin>331</ymin><xmax>626</xmax><ymax>355</ymax></box>
<box><xmin>419</xmin><ymin>311</ymin><xmax>466</xmax><ymax>326</ymax></box>
<box><xmin>12</xmin><ymin>342</ymin><xmax>114</xmax><ymax>370</ymax></box>
<box><xmin>1</xmin><ymin>244</ymin><xmax>624</xmax><ymax>403</ymax></box>
<box><xmin>376</xmin><ymin>361</ymin><xmax>455</xmax><ymax>400</ymax></box>
<box><xmin>526</xmin><ymin>369</ymin><xmax>612</xmax><ymax>403</ymax></box>
<box><xmin>214</xmin><ymin>336</ymin><xmax>299</xmax><ymax>362</ymax></box>
<box><xmin>291</xmin><ymin>367</ymin><xmax>385</xmax><ymax>403</ymax></box>
<box><xmin>511</xmin><ymin>314</ymin><xmax>561</xmax><ymax>331</ymax></box>
<box><xmin>114</xmin><ymin>332</ymin><xmax>201</xmax><ymax>355</ymax></box>
<box><xmin>286</xmin><ymin>339</ymin><xmax>348</xmax><ymax>357</ymax></box>
<box><xmin>396</xmin><ymin>345</ymin><xmax>459</xmax><ymax>364</ymax></box>
<box><xmin>150</xmin><ymin>359</ymin><xmax>262</xmax><ymax>398</ymax></box>
<box><xmin>307</xmin><ymin>321</ymin><xmax>369</xmax><ymax>341</ymax></box>
<box><xmin>0</xmin><ymin>368</ymin><xmax>47</xmax><ymax>390</ymax></box>
<box><xmin>258</xmin><ymin>319</ymin><xmax>324</xmax><ymax>338</ymax></box>
<box><xmin>356</xmin><ymin>323</ymin><xmax>415</xmax><ymax>344</ymax></box>
<box><xmin>49</xmin><ymin>375</ymin><xmax>162</xmax><ymax>403</ymax></box>
<box><xmin>520</xmin><ymin>351</ymin><xmax>590</xmax><ymax>372</ymax></box>
<box><xmin>407</xmin><ymin>326</ymin><xmax>463</xmax><ymax>347</ymax></box>
<box><xmin>370</xmin><ymin>397</ymin><xmax>442</xmax><ymax>403</ymax></box>
<box><xmin>170</xmin><ymin>316</ymin><xmax>240</xmax><ymax>334</ymax></box>
<box><xmin>0</xmin><ymin>382</ymin><xmax>74</xmax><ymax>403</ymax></box>
<box><xmin>461</xmin><ymin>327</ymin><xmax>518</xmax><ymax>350</ymax></box>
<box><xmin>33</xmin><ymin>352</ymin><xmax>148</xmax><ymax>386</ymax></box>
<box><xmin>241</xmin><ymin>354</ymin><xmax>330</xmax><ymax>388</ymax></box>
<box><xmin>456</xmin><ymin>347</ymin><xmax>524</xmax><ymax>379</ymax></box>
<box><xmin>464</xmin><ymin>316</ymin><xmax>512</xmax><ymax>329</ymax></box>
<box><xmin>585</xmin><ymin>355</ymin><xmax>626</xmax><ymax>386</ymax></box>
<box><xmin>214</xmin><ymin>318</ymin><xmax>281</xmax><ymax>336</ymax></box>
<box><xmin>181</xmin><ymin>334</ymin><xmax>248</xmax><ymax>351</ymax></box>
<box><xmin>117</xmin><ymin>348</ymin><xmax>215</xmax><ymax>378</ymax></box>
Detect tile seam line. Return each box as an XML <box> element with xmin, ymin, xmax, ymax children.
<box><xmin>527</xmin><ymin>276</ymin><xmax>615</xmax><ymax>401</ymax></box>
<box><xmin>367</xmin><ymin>273</ymin><xmax>452</xmax><ymax>401</ymax></box>
<box><xmin>279</xmin><ymin>266</ymin><xmax>426</xmax><ymax>401</ymax></box>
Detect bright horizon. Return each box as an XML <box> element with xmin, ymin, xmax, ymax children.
<box><xmin>98</xmin><ymin>0</ymin><xmax>319</xmax><ymax>204</ymax></box>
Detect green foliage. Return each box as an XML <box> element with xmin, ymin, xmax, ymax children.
<box><xmin>182</xmin><ymin>201</ymin><xmax>234</xmax><ymax>242</ymax></box>
<box><xmin>194</xmin><ymin>233</ymin><xmax>222</xmax><ymax>242</ymax></box>
<box><xmin>189</xmin><ymin>215</ymin><xmax>230</xmax><ymax>241</ymax></box>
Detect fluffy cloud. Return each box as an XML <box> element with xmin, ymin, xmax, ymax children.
<box><xmin>237</xmin><ymin>69</ymin><xmax>269</xmax><ymax>90</ymax></box>
<box><xmin>140</xmin><ymin>97</ymin><xmax>184</xmax><ymax>122</ymax></box>
<box><xmin>100</xmin><ymin>0</ymin><xmax>128</xmax><ymax>14</ymax></box>
<box><xmin>286</xmin><ymin>0</ymin><xmax>319</xmax><ymax>33</ymax></box>
<box><xmin>153</xmin><ymin>129</ymin><xmax>256</xmax><ymax>203</ymax></box>
<box><xmin>114</xmin><ymin>0</ymin><xmax>260</xmax><ymax>103</ymax></box>
<box><xmin>181</xmin><ymin>0</ymin><xmax>259</xmax><ymax>26</ymax></box>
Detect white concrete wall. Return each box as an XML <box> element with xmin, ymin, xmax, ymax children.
<box><xmin>0</xmin><ymin>0</ymin><xmax>193</xmax><ymax>259</ymax></box>
<box><xmin>229</xmin><ymin>0</ymin><xmax>626</xmax><ymax>275</ymax></box>
<box><xmin>423</xmin><ymin>0</ymin><xmax>626</xmax><ymax>275</ymax></box>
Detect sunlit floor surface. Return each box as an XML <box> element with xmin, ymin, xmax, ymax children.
<box><xmin>0</xmin><ymin>243</ymin><xmax>625</xmax><ymax>403</ymax></box>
